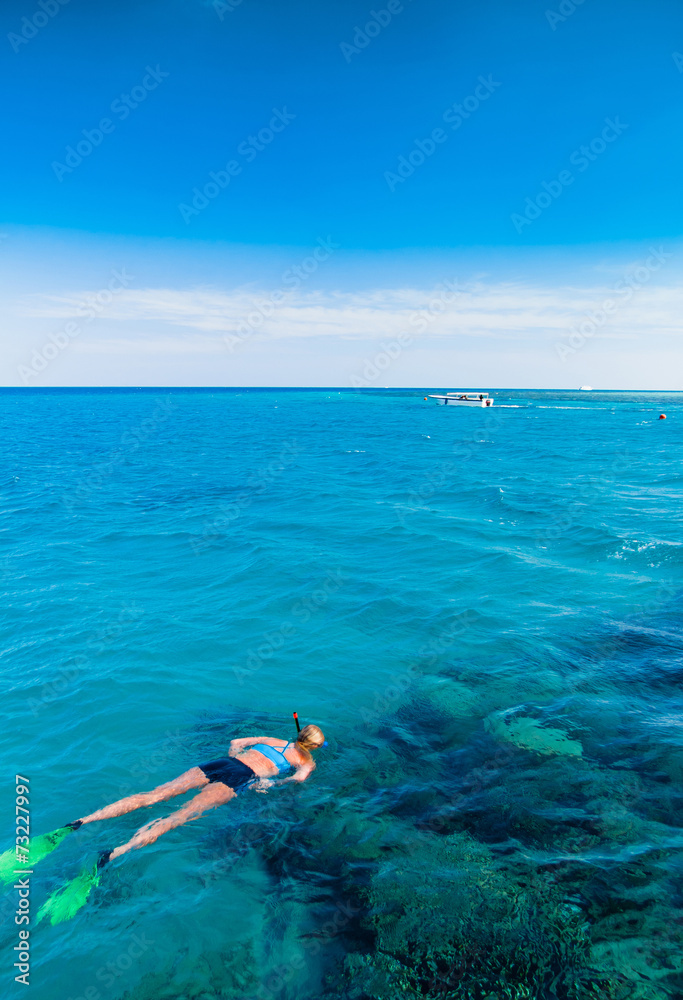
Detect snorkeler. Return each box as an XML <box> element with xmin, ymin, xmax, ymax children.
<box><xmin>0</xmin><ymin>724</ymin><xmax>325</xmax><ymax>924</ymax></box>
<box><xmin>89</xmin><ymin>725</ymin><xmax>326</xmax><ymax>865</ymax></box>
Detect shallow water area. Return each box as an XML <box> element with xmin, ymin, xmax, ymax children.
<box><xmin>1</xmin><ymin>387</ymin><xmax>682</xmax><ymax>999</ymax></box>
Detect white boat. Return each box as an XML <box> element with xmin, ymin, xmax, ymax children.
<box><xmin>426</xmin><ymin>392</ymin><xmax>494</xmax><ymax>407</ymax></box>
<box><xmin>579</xmin><ymin>385</ymin><xmax>593</xmax><ymax>391</ymax></box>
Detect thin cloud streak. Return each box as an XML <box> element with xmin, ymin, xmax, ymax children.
<box><xmin>16</xmin><ymin>280</ymin><xmax>683</xmax><ymax>347</ymax></box>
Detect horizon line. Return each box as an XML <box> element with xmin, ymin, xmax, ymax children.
<box><xmin>0</xmin><ymin>386</ymin><xmax>681</xmax><ymax>394</ymax></box>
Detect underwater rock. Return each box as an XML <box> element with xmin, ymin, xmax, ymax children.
<box><xmin>486</xmin><ymin>711</ymin><xmax>583</xmax><ymax>757</ymax></box>
<box><xmin>420</xmin><ymin>678</ymin><xmax>480</xmax><ymax>720</ymax></box>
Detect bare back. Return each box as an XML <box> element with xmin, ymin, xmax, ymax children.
<box><xmin>229</xmin><ymin>735</ymin><xmax>314</xmax><ymax>782</ymax></box>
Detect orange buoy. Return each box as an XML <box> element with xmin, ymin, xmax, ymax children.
<box><xmin>659</xmin><ymin>413</ymin><xmax>667</xmax><ymax>420</ymax></box>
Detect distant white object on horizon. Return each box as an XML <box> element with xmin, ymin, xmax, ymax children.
<box><xmin>426</xmin><ymin>392</ymin><xmax>494</xmax><ymax>407</ymax></box>
<box><xmin>579</xmin><ymin>385</ymin><xmax>593</xmax><ymax>391</ymax></box>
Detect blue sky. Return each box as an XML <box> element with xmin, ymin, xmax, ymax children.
<box><xmin>1</xmin><ymin>0</ymin><xmax>682</xmax><ymax>386</ymax></box>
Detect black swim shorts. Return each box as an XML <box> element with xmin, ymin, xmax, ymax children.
<box><xmin>197</xmin><ymin>756</ymin><xmax>256</xmax><ymax>792</ymax></box>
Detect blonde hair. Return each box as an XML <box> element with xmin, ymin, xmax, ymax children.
<box><xmin>295</xmin><ymin>724</ymin><xmax>325</xmax><ymax>759</ymax></box>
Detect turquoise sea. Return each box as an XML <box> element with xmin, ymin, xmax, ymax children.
<box><xmin>2</xmin><ymin>387</ymin><xmax>682</xmax><ymax>1000</ymax></box>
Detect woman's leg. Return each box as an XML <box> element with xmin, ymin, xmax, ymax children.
<box><xmin>78</xmin><ymin>767</ymin><xmax>209</xmax><ymax>825</ymax></box>
<box><xmin>108</xmin><ymin>782</ymin><xmax>235</xmax><ymax>860</ymax></box>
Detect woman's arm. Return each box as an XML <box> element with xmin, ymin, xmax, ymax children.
<box><xmin>254</xmin><ymin>761</ymin><xmax>315</xmax><ymax>791</ymax></box>
<box><xmin>289</xmin><ymin>761</ymin><xmax>315</xmax><ymax>782</ymax></box>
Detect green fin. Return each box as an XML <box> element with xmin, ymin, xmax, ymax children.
<box><xmin>0</xmin><ymin>848</ymin><xmax>23</xmax><ymax>885</ymax></box>
<box><xmin>37</xmin><ymin>863</ymin><xmax>101</xmax><ymax>926</ymax></box>
<box><xmin>0</xmin><ymin>826</ymin><xmax>76</xmax><ymax>885</ymax></box>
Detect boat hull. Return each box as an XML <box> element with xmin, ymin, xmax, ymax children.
<box><xmin>428</xmin><ymin>396</ymin><xmax>494</xmax><ymax>406</ymax></box>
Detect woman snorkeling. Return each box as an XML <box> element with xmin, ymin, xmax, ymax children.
<box><xmin>0</xmin><ymin>724</ymin><xmax>325</xmax><ymax>924</ymax></box>
<box><xmin>86</xmin><ymin>724</ymin><xmax>326</xmax><ymax>865</ymax></box>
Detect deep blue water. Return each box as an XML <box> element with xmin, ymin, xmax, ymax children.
<box><xmin>1</xmin><ymin>388</ymin><xmax>682</xmax><ymax>1000</ymax></box>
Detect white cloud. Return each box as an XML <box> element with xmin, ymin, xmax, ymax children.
<box><xmin>16</xmin><ymin>276</ymin><xmax>683</xmax><ymax>348</ymax></box>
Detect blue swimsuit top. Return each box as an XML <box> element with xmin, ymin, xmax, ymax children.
<box><xmin>252</xmin><ymin>741</ymin><xmax>293</xmax><ymax>775</ymax></box>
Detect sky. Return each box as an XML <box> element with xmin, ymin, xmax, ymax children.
<box><xmin>1</xmin><ymin>0</ymin><xmax>682</xmax><ymax>387</ymax></box>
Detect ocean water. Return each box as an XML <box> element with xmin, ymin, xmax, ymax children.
<box><xmin>1</xmin><ymin>387</ymin><xmax>682</xmax><ymax>1000</ymax></box>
